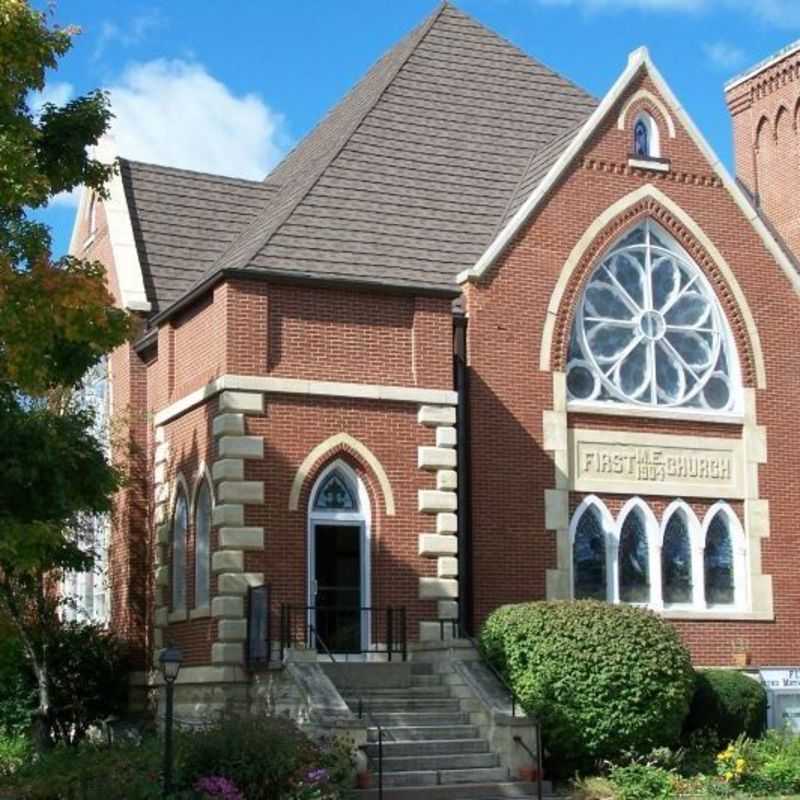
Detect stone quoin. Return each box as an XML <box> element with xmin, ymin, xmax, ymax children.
<box><xmin>66</xmin><ymin>3</ymin><xmax>800</xmax><ymax>719</ymax></box>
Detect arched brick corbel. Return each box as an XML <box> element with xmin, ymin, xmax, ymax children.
<box><xmin>538</xmin><ymin>183</ymin><xmax>767</xmax><ymax>391</ymax></box>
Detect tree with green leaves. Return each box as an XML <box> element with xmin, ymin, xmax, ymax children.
<box><xmin>0</xmin><ymin>0</ymin><xmax>132</xmax><ymax>750</ymax></box>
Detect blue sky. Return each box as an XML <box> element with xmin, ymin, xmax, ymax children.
<box><xmin>36</xmin><ymin>0</ymin><xmax>800</xmax><ymax>257</ymax></box>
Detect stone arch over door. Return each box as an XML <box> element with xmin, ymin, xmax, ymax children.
<box><xmin>288</xmin><ymin>432</ymin><xmax>396</xmax><ymax>516</ymax></box>
<box><xmin>539</xmin><ymin>184</ymin><xmax>766</xmax><ymax>391</ymax></box>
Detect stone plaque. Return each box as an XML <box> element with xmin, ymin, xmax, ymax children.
<box><xmin>569</xmin><ymin>428</ymin><xmax>744</xmax><ymax>499</ymax></box>
<box><xmin>760</xmin><ymin>669</ymin><xmax>800</xmax><ymax>731</ymax></box>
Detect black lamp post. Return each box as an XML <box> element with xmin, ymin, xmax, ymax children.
<box><xmin>159</xmin><ymin>644</ymin><xmax>183</xmax><ymax>798</ymax></box>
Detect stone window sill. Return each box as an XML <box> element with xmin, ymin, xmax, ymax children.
<box><xmin>168</xmin><ymin>608</ymin><xmax>188</xmax><ymax>623</ymax></box>
<box><xmin>660</xmin><ymin>609</ymin><xmax>773</xmax><ymax>622</ymax></box>
<box><xmin>189</xmin><ymin>605</ymin><xmax>211</xmax><ymax>620</ymax></box>
<box><xmin>567</xmin><ymin>401</ymin><xmax>743</xmax><ymax>426</ymax></box>
<box><xmin>628</xmin><ymin>155</ymin><xmax>670</xmax><ymax>173</ymax></box>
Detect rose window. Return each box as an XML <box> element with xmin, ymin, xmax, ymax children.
<box><xmin>566</xmin><ymin>220</ymin><xmax>739</xmax><ymax>412</ymax></box>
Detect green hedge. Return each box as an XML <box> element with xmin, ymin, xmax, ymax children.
<box><xmin>480</xmin><ymin>600</ymin><xmax>695</xmax><ymax>772</ymax></box>
<box><xmin>684</xmin><ymin>669</ymin><xmax>767</xmax><ymax>743</ymax></box>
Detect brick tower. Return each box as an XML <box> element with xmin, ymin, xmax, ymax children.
<box><xmin>726</xmin><ymin>42</ymin><xmax>800</xmax><ymax>259</ymax></box>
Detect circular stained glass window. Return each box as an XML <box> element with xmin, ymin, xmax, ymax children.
<box><xmin>566</xmin><ymin>220</ymin><xmax>738</xmax><ymax>412</ymax></box>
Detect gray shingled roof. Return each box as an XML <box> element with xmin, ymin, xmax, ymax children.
<box><xmin>120</xmin><ymin>160</ymin><xmax>277</xmax><ymax>311</ymax></box>
<box><xmin>124</xmin><ymin>3</ymin><xmax>598</xmax><ymax>317</ymax></box>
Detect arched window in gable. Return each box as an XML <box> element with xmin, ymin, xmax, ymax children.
<box><xmin>566</xmin><ymin>219</ymin><xmax>741</xmax><ymax>414</ymax></box>
<box><xmin>571</xmin><ymin>500</ymin><xmax>609</xmax><ymax>601</ymax></box>
<box><xmin>661</xmin><ymin>508</ymin><xmax>693</xmax><ymax>605</ymax></box>
<box><xmin>171</xmin><ymin>489</ymin><xmax>188</xmax><ymax>610</ymax></box>
<box><xmin>194</xmin><ymin>479</ymin><xmax>212</xmax><ymax>608</ymax></box>
<box><xmin>632</xmin><ymin>112</ymin><xmax>660</xmax><ymax>159</ymax></box>
<box><xmin>618</xmin><ymin>506</ymin><xmax>650</xmax><ymax>603</ymax></box>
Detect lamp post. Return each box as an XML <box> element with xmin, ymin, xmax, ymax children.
<box><xmin>158</xmin><ymin>645</ymin><xmax>183</xmax><ymax>798</ymax></box>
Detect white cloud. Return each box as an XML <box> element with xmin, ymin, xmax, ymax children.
<box><xmin>92</xmin><ymin>10</ymin><xmax>165</xmax><ymax>61</ymax></box>
<box><xmin>29</xmin><ymin>81</ymin><xmax>74</xmax><ymax>117</ymax></box>
<box><xmin>704</xmin><ymin>41</ymin><xmax>748</xmax><ymax>70</ymax></box>
<box><xmin>535</xmin><ymin>0</ymin><xmax>800</xmax><ymax>23</ymax></box>
<box><xmin>106</xmin><ymin>59</ymin><xmax>291</xmax><ymax>180</ymax></box>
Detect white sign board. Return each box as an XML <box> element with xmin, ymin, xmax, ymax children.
<box><xmin>759</xmin><ymin>669</ymin><xmax>800</xmax><ymax>732</ymax></box>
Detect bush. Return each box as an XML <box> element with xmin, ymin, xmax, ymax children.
<box><xmin>0</xmin><ymin>733</ymin><xmax>31</xmax><ymax>777</ymax></box>
<box><xmin>177</xmin><ymin>715</ymin><xmax>355</xmax><ymax>799</ymax></box>
<box><xmin>684</xmin><ymin>670</ymin><xmax>767</xmax><ymax>744</ymax></box>
<box><xmin>0</xmin><ymin>634</ymin><xmax>36</xmax><ymax>737</ymax></box>
<box><xmin>480</xmin><ymin>601</ymin><xmax>695</xmax><ymax>772</ymax></box>
<box><xmin>609</xmin><ymin>763</ymin><xmax>675</xmax><ymax>800</ymax></box>
<box><xmin>2</xmin><ymin>738</ymin><xmax>162</xmax><ymax>799</ymax></box>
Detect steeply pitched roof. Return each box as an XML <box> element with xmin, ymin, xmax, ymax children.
<box><xmin>120</xmin><ymin>160</ymin><xmax>277</xmax><ymax>311</ymax></box>
<box><xmin>123</xmin><ymin>3</ymin><xmax>598</xmax><ymax>316</ymax></box>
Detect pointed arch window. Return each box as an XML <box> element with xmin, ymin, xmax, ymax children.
<box><xmin>313</xmin><ymin>469</ymin><xmax>358</xmax><ymax>512</ymax></box>
<box><xmin>619</xmin><ymin>508</ymin><xmax>650</xmax><ymax>603</ymax></box>
<box><xmin>704</xmin><ymin>510</ymin><xmax>735</xmax><ymax>606</ymax></box>
<box><xmin>194</xmin><ymin>480</ymin><xmax>212</xmax><ymax>608</ymax></box>
<box><xmin>634</xmin><ymin>119</ymin><xmax>649</xmax><ymax>157</ymax></box>
<box><xmin>662</xmin><ymin>511</ymin><xmax>693</xmax><ymax>605</ymax></box>
<box><xmin>566</xmin><ymin>219</ymin><xmax>740</xmax><ymax>414</ymax></box>
<box><xmin>572</xmin><ymin>504</ymin><xmax>607</xmax><ymax>601</ymax></box>
<box><xmin>171</xmin><ymin>490</ymin><xmax>188</xmax><ymax>610</ymax></box>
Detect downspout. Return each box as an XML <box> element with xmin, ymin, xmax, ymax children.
<box><xmin>453</xmin><ymin>313</ymin><xmax>474</xmax><ymax>636</ymax></box>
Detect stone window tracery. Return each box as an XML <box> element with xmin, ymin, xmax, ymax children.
<box><xmin>570</xmin><ymin>496</ymin><xmax>746</xmax><ymax>613</ymax></box>
<box><xmin>567</xmin><ymin>219</ymin><xmax>740</xmax><ymax>415</ymax></box>
<box><xmin>313</xmin><ymin>470</ymin><xmax>358</xmax><ymax>511</ymax></box>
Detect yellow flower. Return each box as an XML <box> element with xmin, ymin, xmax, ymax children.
<box><xmin>724</xmin><ymin>771</ymin><xmax>734</xmax><ymax>781</ymax></box>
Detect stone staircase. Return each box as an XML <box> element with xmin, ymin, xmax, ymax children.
<box><xmin>332</xmin><ymin>661</ymin><xmax>550</xmax><ymax>799</ymax></box>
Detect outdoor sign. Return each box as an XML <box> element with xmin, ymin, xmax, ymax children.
<box><xmin>759</xmin><ymin>669</ymin><xmax>800</xmax><ymax>732</ymax></box>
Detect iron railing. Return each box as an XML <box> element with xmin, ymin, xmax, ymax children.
<box><xmin>311</xmin><ymin>626</ymin><xmax>384</xmax><ymax>800</ymax></box>
<box><xmin>438</xmin><ymin>617</ymin><xmax>544</xmax><ymax>800</ymax></box>
<box><xmin>279</xmin><ymin>604</ymin><xmax>407</xmax><ymax>662</ymax></box>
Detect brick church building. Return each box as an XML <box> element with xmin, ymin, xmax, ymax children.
<box><xmin>69</xmin><ymin>3</ymin><xmax>800</xmax><ymax>718</ymax></box>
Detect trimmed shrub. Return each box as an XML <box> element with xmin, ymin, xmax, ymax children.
<box><xmin>177</xmin><ymin>715</ymin><xmax>355</xmax><ymax>799</ymax></box>
<box><xmin>480</xmin><ymin>600</ymin><xmax>695</xmax><ymax>772</ymax></box>
<box><xmin>684</xmin><ymin>669</ymin><xmax>767</xmax><ymax>743</ymax></box>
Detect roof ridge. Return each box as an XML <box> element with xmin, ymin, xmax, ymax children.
<box><xmin>208</xmin><ymin>2</ymin><xmax>448</xmax><ymax>277</ymax></box>
<box><xmin>118</xmin><ymin>157</ymin><xmax>270</xmax><ymax>187</ymax></box>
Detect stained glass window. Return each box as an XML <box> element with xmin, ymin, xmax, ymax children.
<box><xmin>705</xmin><ymin>512</ymin><xmax>735</xmax><ymax>605</ymax></box>
<box><xmin>573</xmin><ymin>506</ymin><xmax>607</xmax><ymax>600</ymax></box>
<box><xmin>566</xmin><ymin>220</ymin><xmax>738</xmax><ymax>412</ymax></box>
<box><xmin>172</xmin><ymin>491</ymin><xmax>188</xmax><ymax>609</ymax></box>
<box><xmin>619</xmin><ymin>509</ymin><xmax>650</xmax><ymax>603</ymax></box>
<box><xmin>662</xmin><ymin>512</ymin><xmax>692</xmax><ymax>604</ymax></box>
<box><xmin>634</xmin><ymin>119</ymin><xmax>649</xmax><ymax>157</ymax></box>
<box><xmin>313</xmin><ymin>471</ymin><xmax>357</xmax><ymax>511</ymax></box>
<box><xmin>195</xmin><ymin>481</ymin><xmax>211</xmax><ymax>608</ymax></box>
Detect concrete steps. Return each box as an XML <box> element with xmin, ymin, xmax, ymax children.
<box><xmin>332</xmin><ymin>660</ymin><xmax>549</xmax><ymax>799</ymax></box>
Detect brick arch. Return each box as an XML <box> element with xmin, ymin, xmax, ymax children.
<box><xmin>754</xmin><ymin>114</ymin><xmax>770</xmax><ymax>149</ymax></box>
<box><xmin>774</xmin><ymin>104</ymin><xmax>791</xmax><ymax>140</ymax></box>
<box><xmin>288</xmin><ymin>432</ymin><xmax>396</xmax><ymax>516</ymax></box>
<box><xmin>616</xmin><ymin>88</ymin><xmax>677</xmax><ymax>140</ymax></box>
<box><xmin>540</xmin><ymin>185</ymin><xmax>765</xmax><ymax>390</ymax></box>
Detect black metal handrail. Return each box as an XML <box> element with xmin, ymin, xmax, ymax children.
<box><xmin>438</xmin><ymin>617</ymin><xmax>544</xmax><ymax>800</ymax></box>
<box><xmin>312</xmin><ymin>626</ymin><xmax>384</xmax><ymax>800</ymax></box>
<box><xmin>279</xmin><ymin>604</ymin><xmax>407</xmax><ymax>662</ymax></box>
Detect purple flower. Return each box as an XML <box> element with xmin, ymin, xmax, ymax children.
<box><xmin>304</xmin><ymin>767</ymin><xmax>330</xmax><ymax>784</ymax></box>
<box><xmin>193</xmin><ymin>775</ymin><xmax>244</xmax><ymax>800</ymax></box>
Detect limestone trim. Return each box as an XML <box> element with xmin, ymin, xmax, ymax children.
<box><xmin>416</xmin><ymin>404</ymin><xmax>459</xmax><ymax>625</ymax></box>
<box><xmin>71</xmin><ymin>138</ymin><xmax>150</xmax><ymax>312</ymax></box>
<box><xmin>617</xmin><ymin>88</ymin><xmax>677</xmax><ymax>138</ymax></box>
<box><xmin>542</xmin><ymin>372</ymin><xmax>773</xmax><ymax>618</ymax></box>
<box><xmin>153</xmin><ymin>374</ymin><xmax>458</xmax><ymax>427</ymax></box>
<box><xmin>538</xmin><ymin>184</ymin><xmax>767</xmax><ymax>390</ymax></box>
<box><xmin>288</xmin><ymin>432</ymin><xmax>396</xmax><ymax>515</ymax></box>
<box><xmin>461</xmin><ymin>46</ymin><xmax>800</xmax><ymax>308</ymax></box>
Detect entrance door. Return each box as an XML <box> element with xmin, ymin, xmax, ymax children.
<box><xmin>314</xmin><ymin>524</ymin><xmax>361</xmax><ymax>653</ymax></box>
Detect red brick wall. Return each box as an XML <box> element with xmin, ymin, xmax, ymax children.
<box><xmin>726</xmin><ymin>51</ymin><xmax>800</xmax><ymax>260</ymax></box>
<box><xmin>466</xmin><ymin>70</ymin><xmax>800</xmax><ymax>666</ymax></box>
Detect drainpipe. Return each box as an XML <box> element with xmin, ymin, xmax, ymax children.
<box><xmin>453</xmin><ymin>314</ymin><xmax>473</xmax><ymax>636</ymax></box>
